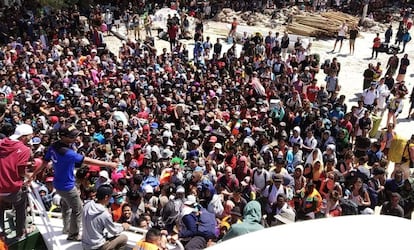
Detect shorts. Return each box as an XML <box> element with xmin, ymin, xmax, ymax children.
<box><xmin>349</xmin><ymin>39</ymin><xmax>355</xmax><ymax>46</ymax></box>
<box><xmin>336</xmin><ymin>36</ymin><xmax>345</xmax><ymax>41</ymax></box>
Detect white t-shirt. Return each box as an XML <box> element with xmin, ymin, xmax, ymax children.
<box><xmin>338</xmin><ymin>25</ymin><xmax>348</xmax><ymax>37</ymax></box>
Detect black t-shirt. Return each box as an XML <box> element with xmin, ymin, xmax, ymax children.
<box><xmin>349</xmin><ymin>29</ymin><xmax>358</xmax><ymax>40</ymax></box>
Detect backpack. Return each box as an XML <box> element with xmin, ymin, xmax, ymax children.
<box><xmin>267</xmin><ymin>183</ymin><xmax>293</xmax><ymax>201</ymax></box>
<box><xmin>252</xmin><ymin>168</ymin><xmax>269</xmax><ymax>185</ymax></box>
<box><xmin>339</xmin><ymin>198</ymin><xmax>359</xmax><ymax>215</ymax></box>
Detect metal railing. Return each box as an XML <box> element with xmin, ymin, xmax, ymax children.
<box><xmin>29</xmin><ymin>183</ymin><xmax>184</xmax><ymax>250</ymax></box>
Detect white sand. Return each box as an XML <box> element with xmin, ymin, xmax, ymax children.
<box><xmin>105</xmin><ymin>18</ymin><xmax>414</xmax><ymax>141</ymax></box>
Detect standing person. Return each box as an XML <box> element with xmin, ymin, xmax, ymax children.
<box><xmin>332</xmin><ymin>22</ymin><xmax>348</xmax><ymax>53</ymax></box>
<box><xmin>384</xmin><ymin>25</ymin><xmax>393</xmax><ymax>44</ymax></box>
<box><xmin>30</xmin><ymin>124</ymin><xmax>119</xmax><ymax>241</ymax></box>
<box><xmin>348</xmin><ymin>24</ymin><xmax>359</xmax><ymax>55</ymax></box>
<box><xmin>407</xmin><ymin>85</ymin><xmax>414</xmax><ymax>119</ymax></box>
<box><xmin>144</xmin><ymin>15</ymin><xmax>152</xmax><ymax>38</ymax></box>
<box><xmin>395</xmin><ymin>22</ymin><xmax>404</xmax><ymax>46</ymax></box>
<box><xmin>213</xmin><ymin>38</ymin><xmax>222</xmax><ymax>56</ymax></box>
<box><xmin>131</xmin><ymin>13</ymin><xmax>141</xmax><ymax>41</ymax></box>
<box><xmin>82</xmin><ymin>184</ymin><xmax>129</xmax><ymax>250</ymax></box>
<box><xmin>123</xmin><ymin>10</ymin><xmax>130</xmax><ymax>36</ymax></box>
<box><xmin>396</xmin><ymin>53</ymin><xmax>410</xmax><ymax>82</ymax></box>
<box><xmin>103</xmin><ymin>9</ymin><xmax>113</xmax><ymax>36</ymax></box>
<box><xmin>371</xmin><ymin>33</ymin><xmax>381</xmax><ymax>59</ymax></box>
<box><xmin>168</xmin><ymin>23</ymin><xmax>179</xmax><ymax>52</ymax></box>
<box><xmin>401</xmin><ymin>29</ymin><xmax>411</xmax><ymax>53</ymax></box>
<box><xmin>385</xmin><ymin>52</ymin><xmax>399</xmax><ymax>77</ymax></box>
<box><xmin>386</xmin><ymin>92</ymin><xmax>404</xmax><ymax>126</ymax></box>
<box><xmin>228</xmin><ymin>17</ymin><xmax>238</xmax><ymax>38</ymax></box>
<box><xmin>0</xmin><ymin>124</ymin><xmax>33</xmax><ymax>240</ymax></box>
<box><xmin>280</xmin><ymin>32</ymin><xmax>290</xmax><ymax>60</ymax></box>
<box><xmin>362</xmin><ymin>63</ymin><xmax>375</xmax><ymax>90</ymax></box>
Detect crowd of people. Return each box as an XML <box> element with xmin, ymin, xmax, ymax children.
<box><xmin>1</xmin><ymin>1</ymin><xmax>414</xmax><ymax>250</ymax></box>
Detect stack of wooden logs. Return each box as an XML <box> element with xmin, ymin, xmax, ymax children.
<box><xmin>286</xmin><ymin>11</ymin><xmax>360</xmax><ymax>38</ymax></box>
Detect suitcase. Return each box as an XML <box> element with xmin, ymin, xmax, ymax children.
<box><xmin>369</xmin><ymin>115</ymin><xmax>382</xmax><ymax>138</ymax></box>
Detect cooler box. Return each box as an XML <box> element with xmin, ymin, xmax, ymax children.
<box><xmin>369</xmin><ymin>115</ymin><xmax>382</xmax><ymax>138</ymax></box>
<box><xmin>388</xmin><ymin>135</ymin><xmax>407</xmax><ymax>163</ymax></box>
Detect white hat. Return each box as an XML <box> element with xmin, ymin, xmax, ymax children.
<box><xmin>295</xmin><ymin>165</ymin><xmax>304</xmax><ymax>172</ymax></box>
<box><xmin>214</xmin><ymin>143</ymin><xmax>222</xmax><ymax>149</ymax></box>
<box><xmin>274</xmin><ymin>207</ymin><xmax>296</xmax><ymax>224</ymax></box>
<box><xmin>99</xmin><ymin>170</ymin><xmax>109</xmax><ymax>180</ymax></box>
<box><xmin>10</xmin><ymin>124</ymin><xmax>33</xmax><ymax>140</ymax></box>
<box><xmin>184</xmin><ymin>195</ymin><xmax>197</xmax><ymax>206</ymax></box>
<box><xmin>144</xmin><ymin>185</ymin><xmax>153</xmax><ymax>194</ymax></box>
<box><xmin>293</xmin><ymin>126</ymin><xmax>301</xmax><ymax>133</ymax></box>
<box><xmin>91</xmin><ymin>49</ymin><xmax>97</xmax><ymax>53</ymax></box>
<box><xmin>162</xmin><ymin>130</ymin><xmax>172</xmax><ymax>138</ymax></box>
<box><xmin>176</xmin><ymin>186</ymin><xmax>185</xmax><ymax>193</ymax></box>
<box><xmin>241</xmin><ymin>176</ymin><xmax>251</xmax><ymax>186</ymax></box>
<box><xmin>190</xmin><ymin>125</ymin><xmax>200</xmax><ymax>131</ymax></box>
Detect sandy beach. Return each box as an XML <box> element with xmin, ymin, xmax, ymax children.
<box><xmin>105</xmin><ymin>15</ymin><xmax>414</xmax><ymax>142</ymax></box>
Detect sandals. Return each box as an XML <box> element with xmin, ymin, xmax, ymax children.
<box><xmin>66</xmin><ymin>235</ymin><xmax>81</xmax><ymax>241</ymax></box>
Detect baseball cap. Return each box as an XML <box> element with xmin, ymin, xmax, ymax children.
<box><xmin>209</xmin><ymin>136</ymin><xmax>218</xmax><ymax>143</ymax></box>
<box><xmin>10</xmin><ymin>124</ymin><xmax>33</xmax><ymax>140</ymax></box>
<box><xmin>176</xmin><ymin>186</ymin><xmax>185</xmax><ymax>193</ymax></box>
<box><xmin>99</xmin><ymin>170</ymin><xmax>109</xmax><ymax>180</ymax></box>
<box><xmin>144</xmin><ymin>185</ymin><xmax>154</xmax><ymax>194</ymax></box>
<box><xmin>59</xmin><ymin>124</ymin><xmax>81</xmax><ymax>138</ymax></box>
<box><xmin>31</xmin><ymin>137</ymin><xmax>41</xmax><ymax>145</ymax></box>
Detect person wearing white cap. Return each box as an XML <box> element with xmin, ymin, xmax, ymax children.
<box><xmin>143</xmin><ymin>185</ymin><xmax>159</xmax><ymax>216</ymax></box>
<box><xmin>95</xmin><ymin>170</ymin><xmax>111</xmax><ymax>189</ymax></box>
<box><xmin>207</xmin><ymin>142</ymin><xmax>223</xmax><ymax>162</ymax></box>
<box><xmin>29</xmin><ymin>124</ymin><xmax>120</xmax><ymax>241</ymax></box>
<box><xmin>289</xmin><ymin>126</ymin><xmax>303</xmax><ymax>147</ymax></box>
<box><xmin>0</xmin><ymin>124</ymin><xmax>33</xmax><ymax>239</ymax></box>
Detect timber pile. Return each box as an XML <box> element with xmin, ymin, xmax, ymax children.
<box><xmin>286</xmin><ymin>11</ymin><xmax>360</xmax><ymax>38</ymax></box>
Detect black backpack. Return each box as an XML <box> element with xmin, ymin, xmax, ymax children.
<box><xmin>339</xmin><ymin>198</ymin><xmax>359</xmax><ymax>215</ymax></box>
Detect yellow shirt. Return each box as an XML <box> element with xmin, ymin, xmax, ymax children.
<box><xmin>134</xmin><ymin>240</ymin><xmax>159</xmax><ymax>250</ymax></box>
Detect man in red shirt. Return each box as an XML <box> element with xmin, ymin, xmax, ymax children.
<box><xmin>0</xmin><ymin>124</ymin><xmax>33</xmax><ymax>239</ymax></box>
<box><xmin>371</xmin><ymin>33</ymin><xmax>381</xmax><ymax>59</ymax></box>
<box><xmin>306</xmin><ymin>79</ymin><xmax>320</xmax><ymax>104</ymax></box>
<box><xmin>168</xmin><ymin>23</ymin><xmax>179</xmax><ymax>52</ymax></box>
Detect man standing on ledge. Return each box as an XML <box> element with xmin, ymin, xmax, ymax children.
<box><xmin>0</xmin><ymin>124</ymin><xmax>33</xmax><ymax>240</ymax></box>
<box><xmin>30</xmin><ymin>124</ymin><xmax>119</xmax><ymax>241</ymax></box>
